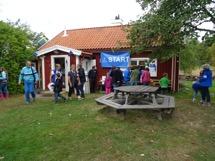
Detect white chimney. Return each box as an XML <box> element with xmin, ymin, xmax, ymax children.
<box><xmin>62</xmin><ymin>27</ymin><xmax>68</xmax><ymax>37</ymax></box>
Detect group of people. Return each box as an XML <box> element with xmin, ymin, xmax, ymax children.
<box><xmin>17</xmin><ymin>61</ymin><xmax>98</xmax><ymax>103</ymax></box>
<box><xmin>0</xmin><ymin>61</ymin><xmax>213</xmax><ymax>106</ymax></box>
<box><xmin>192</xmin><ymin>64</ymin><xmax>213</xmax><ymax>106</ymax></box>
<box><xmin>50</xmin><ymin>64</ymin><xmax>87</xmax><ymax>102</ymax></box>
<box><xmin>104</xmin><ymin>66</ymin><xmax>170</xmax><ymax>95</ymax></box>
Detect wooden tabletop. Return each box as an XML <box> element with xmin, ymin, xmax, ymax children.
<box><xmin>114</xmin><ymin>85</ymin><xmax>159</xmax><ymax>93</ymax></box>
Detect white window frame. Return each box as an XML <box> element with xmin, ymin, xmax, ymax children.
<box><xmin>130</xmin><ymin>58</ymin><xmax>157</xmax><ymax>77</ymax></box>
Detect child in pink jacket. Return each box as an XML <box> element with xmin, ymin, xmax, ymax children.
<box><xmin>104</xmin><ymin>73</ymin><xmax>112</xmax><ymax>94</ymax></box>
<box><xmin>140</xmin><ymin>67</ymin><xmax>151</xmax><ymax>85</ymax></box>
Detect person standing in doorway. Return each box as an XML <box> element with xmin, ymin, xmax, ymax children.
<box><xmin>88</xmin><ymin>66</ymin><xmax>97</xmax><ymax>93</ymax></box>
<box><xmin>77</xmin><ymin>64</ymin><xmax>86</xmax><ymax>100</ymax></box>
<box><xmin>199</xmin><ymin>64</ymin><xmax>213</xmax><ymax>107</ymax></box>
<box><xmin>53</xmin><ymin>73</ymin><xmax>66</xmax><ymax>103</ymax></box>
<box><xmin>18</xmin><ymin>61</ymin><xmax>39</xmax><ymax>104</ymax></box>
<box><xmin>50</xmin><ymin>64</ymin><xmax>62</xmax><ymax>84</ymax></box>
<box><xmin>0</xmin><ymin>67</ymin><xmax>8</xmax><ymax>100</ymax></box>
<box><xmin>68</xmin><ymin>64</ymin><xmax>79</xmax><ymax>100</ymax></box>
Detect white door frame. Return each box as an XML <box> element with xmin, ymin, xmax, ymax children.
<box><xmin>40</xmin><ymin>56</ymin><xmax>45</xmax><ymax>90</ymax></box>
<box><xmin>51</xmin><ymin>55</ymin><xmax>70</xmax><ymax>91</ymax></box>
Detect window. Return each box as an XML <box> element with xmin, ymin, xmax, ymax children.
<box><xmin>131</xmin><ymin>61</ymin><xmax>137</xmax><ymax>66</ymax></box>
<box><xmin>130</xmin><ymin>58</ymin><xmax>157</xmax><ymax>77</ymax></box>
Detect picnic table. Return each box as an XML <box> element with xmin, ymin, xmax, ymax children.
<box><xmin>95</xmin><ymin>85</ymin><xmax>175</xmax><ymax>120</ymax></box>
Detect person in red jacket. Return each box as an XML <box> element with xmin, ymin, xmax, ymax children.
<box><xmin>140</xmin><ymin>67</ymin><xmax>151</xmax><ymax>85</ymax></box>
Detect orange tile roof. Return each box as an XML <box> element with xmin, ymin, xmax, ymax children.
<box><xmin>39</xmin><ymin>25</ymin><xmax>130</xmax><ymax>51</ymax></box>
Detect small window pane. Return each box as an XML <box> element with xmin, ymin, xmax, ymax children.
<box><xmin>139</xmin><ymin>61</ymin><xmax>146</xmax><ymax>66</ymax></box>
<box><xmin>131</xmin><ymin>61</ymin><xmax>137</xmax><ymax>66</ymax></box>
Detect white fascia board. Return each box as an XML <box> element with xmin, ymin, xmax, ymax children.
<box><xmin>36</xmin><ymin>45</ymin><xmax>81</xmax><ymax>57</ymax></box>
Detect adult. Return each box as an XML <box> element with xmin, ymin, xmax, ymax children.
<box><xmin>50</xmin><ymin>64</ymin><xmax>62</xmax><ymax>84</ymax></box>
<box><xmin>110</xmin><ymin>67</ymin><xmax>123</xmax><ymax>99</ymax></box>
<box><xmin>130</xmin><ymin>66</ymin><xmax>139</xmax><ymax>85</ymax></box>
<box><xmin>199</xmin><ymin>64</ymin><xmax>213</xmax><ymax>106</ymax></box>
<box><xmin>140</xmin><ymin>67</ymin><xmax>151</xmax><ymax>85</ymax></box>
<box><xmin>77</xmin><ymin>64</ymin><xmax>86</xmax><ymax>99</ymax></box>
<box><xmin>110</xmin><ymin>67</ymin><xmax>123</xmax><ymax>88</ymax></box>
<box><xmin>123</xmin><ymin>67</ymin><xmax>131</xmax><ymax>86</ymax></box>
<box><xmin>88</xmin><ymin>66</ymin><xmax>98</xmax><ymax>93</ymax></box>
<box><xmin>138</xmin><ymin>66</ymin><xmax>144</xmax><ymax>85</ymax></box>
<box><xmin>18</xmin><ymin>61</ymin><xmax>39</xmax><ymax>104</ymax></box>
<box><xmin>68</xmin><ymin>64</ymin><xmax>79</xmax><ymax>100</ymax></box>
<box><xmin>0</xmin><ymin>67</ymin><xmax>8</xmax><ymax>100</ymax></box>
<box><xmin>110</xmin><ymin>67</ymin><xmax>124</xmax><ymax>114</ymax></box>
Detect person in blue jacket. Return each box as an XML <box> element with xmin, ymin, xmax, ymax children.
<box><xmin>123</xmin><ymin>67</ymin><xmax>131</xmax><ymax>86</ymax></box>
<box><xmin>199</xmin><ymin>64</ymin><xmax>213</xmax><ymax>106</ymax></box>
<box><xmin>0</xmin><ymin>67</ymin><xmax>8</xmax><ymax>100</ymax></box>
<box><xmin>19</xmin><ymin>61</ymin><xmax>39</xmax><ymax>104</ymax></box>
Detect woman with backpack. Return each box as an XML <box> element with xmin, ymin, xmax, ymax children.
<box><xmin>18</xmin><ymin>61</ymin><xmax>39</xmax><ymax>104</ymax></box>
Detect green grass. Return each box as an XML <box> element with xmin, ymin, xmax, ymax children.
<box><xmin>0</xmin><ymin>83</ymin><xmax>215</xmax><ymax>161</ymax></box>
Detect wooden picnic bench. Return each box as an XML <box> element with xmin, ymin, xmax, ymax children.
<box><xmin>95</xmin><ymin>85</ymin><xmax>175</xmax><ymax>120</ymax></box>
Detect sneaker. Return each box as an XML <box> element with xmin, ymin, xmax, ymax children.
<box><xmin>202</xmin><ymin>102</ymin><xmax>207</xmax><ymax>107</ymax></box>
<box><xmin>192</xmin><ymin>98</ymin><xmax>196</xmax><ymax>103</ymax></box>
<box><xmin>78</xmin><ymin>96</ymin><xmax>81</xmax><ymax>100</ymax></box>
<box><xmin>32</xmin><ymin>98</ymin><xmax>36</xmax><ymax>102</ymax></box>
<box><xmin>207</xmin><ymin>103</ymin><xmax>211</xmax><ymax>107</ymax></box>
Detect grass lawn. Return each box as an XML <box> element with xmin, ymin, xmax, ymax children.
<box><xmin>0</xmin><ymin>83</ymin><xmax>215</xmax><ymax>161</ymax></box>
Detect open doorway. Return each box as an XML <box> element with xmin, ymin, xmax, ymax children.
<box><xmin>51</xmin><ymin>55</ymin><xmax>70</xmax><ymax>91</ymax></box>
<box><xmin>54</xmin><ymin>57</ymin><xmax>66</xmax><ymax>88</ymax></box>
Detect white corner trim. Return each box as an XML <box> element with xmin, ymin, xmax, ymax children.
<box><xmin>36</xmin><ymin>45</ymin><xmax>82</xmax><ymax>57</ymax></box>
<box><xmin>41</xmin><ymin>56</ymin><xmax>45</xmax><ymax>90</ymax></box>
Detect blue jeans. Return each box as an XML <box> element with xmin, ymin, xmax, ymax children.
<box><xmin>0</xmin><ymin>83</ymin><xmax>8</xmax><ymax>99</ymax></box>
<box><xmin>77</xmin><ymin>83</ymin><xmax>85</xmax><ymax>98</ymax></box>
<box><xmin>192</xmin><ymin>89</ymin><xmax>198</xmax><ymax>100</ymax></box>
<box><xmin>54</xmin><ymin>92</ymin><xmax>66</xmax><ymax>102</ymax></box>
<box><xmin>24</xmin><ymin>80</ymin><xmax>35</xmax><ymax>103</ymax></box>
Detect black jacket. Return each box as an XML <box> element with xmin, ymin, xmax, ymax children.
<box><xmin>110</xmin><ymin>69</ymin><xmax>123</xmax><ymax>85</ymax></box>
<box><xmin>78</xmin><ymin>68</ymin><xmax>86</xmax><ymax>83</ymax></box>
<box><xmin>68</xmin><ymin>71</ymin><xmax>78</xmax><ymax>86</ymax></box>
<box><xmin>54</xmin><ymin>78</ymin><xmax>63</xmax><ymax>92</ymax></box>
<box><xmin>88</xmin><ymin>69</ymin><xmax>97</xmax><ymax>80</ymax></box>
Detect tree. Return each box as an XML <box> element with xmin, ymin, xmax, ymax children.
<box><xmin>207</xmin><ymin>43</ymin><xmax>215</xmax><ymax>66</ymax></box>
<box><xmin>128</xmin><ymin>0</ymin><xmax>215</xmax><ymax>58</ymax></box>
<box><xmin>0</xmin><ymin>20</ymin><xmax>44</xmax><ymax>94</ymax></box>
<box><xmin>180</xmin><ymin>39</ymin><xmax>210</xmax><ymax>73</ymax></box>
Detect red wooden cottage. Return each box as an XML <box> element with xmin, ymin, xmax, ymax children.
<box><xmin>36</xmin><ymin>25</ymin><xmax>179</xmax><ymax>91</ymax></box>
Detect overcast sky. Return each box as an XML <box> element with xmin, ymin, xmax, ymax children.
<box><xmin>0</xmin><ymin>0</ymin><xmax>143</xmax><ymax>39</ymax></box>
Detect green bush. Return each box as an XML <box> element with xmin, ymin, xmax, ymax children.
<box><xmin>0</xmin><ymin>21</ymin><xmax>35</xmax><ymax>94</ymax></box>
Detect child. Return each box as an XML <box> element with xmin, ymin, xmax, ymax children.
<box><xmin>53</xmin><ymin>73</ymin><xmax>66</xmax><ymax>102</ymax></box>
<box><xmin>159</xmin><ymin>73</ymin><xmax>170</xmax><ymax>94</ymax></box>
<box><xmin>104</xmin><ymin>73</ymin><xmax>112</xmax><ymax>95</ymax></box>
<box><xmin>192</xmin><ymin>77</ymin><xmax>200</xmax><ymax>102</ymax></box>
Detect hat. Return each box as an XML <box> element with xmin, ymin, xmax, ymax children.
<box><xmin>202</xmin><ymin>64</ymin><xmax>210</xmax><ymax>69</ymax></box>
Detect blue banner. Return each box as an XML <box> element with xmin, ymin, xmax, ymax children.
<box><xmin>100</xmin><ymin>51</ymin><xmax>130</xmax><ymax>68</ymax></box>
